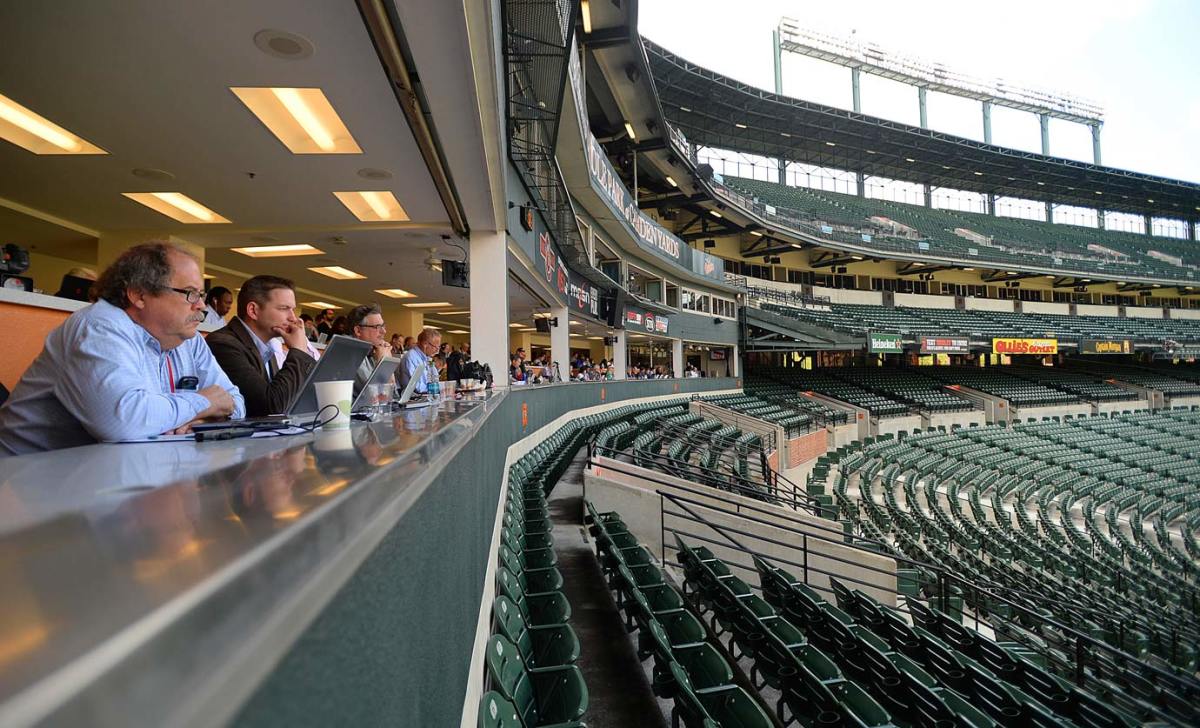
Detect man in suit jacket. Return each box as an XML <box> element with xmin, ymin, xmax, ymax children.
<box><xmin>205</xmin><ymin>275</ymin><xmax>316</xmax><ymax>417</ymax></box>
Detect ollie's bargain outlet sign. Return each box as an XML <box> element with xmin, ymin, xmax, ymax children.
<box><xmin>992</xmin><ymin>338</ymin><xmax>1058</xmax><ymax>355</ymax></box>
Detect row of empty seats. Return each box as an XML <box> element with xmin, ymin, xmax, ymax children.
<box><xmin>821</xmin><ymin>410</ymin><xmax>1199</xmax><ymax>724</ymax></box>
<box><xmin>724</xmin><ymin>175</ymin><xmax>1197</xmax><ymax>283</ymax></box>
<box><xmin>761</xmin><ymin>300</ymin><xmax>1200</xmax><ymax>342</ymax></box>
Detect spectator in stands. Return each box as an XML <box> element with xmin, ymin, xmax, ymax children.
<box><xmin>202</xmin><ymin>286</ymin><xmax>233</xmax><ymax>328</ymax></box>
<box><xmin>439</xmin><ymin>342</ymin><xmax>452</xmax><ymax>360</ymax></box>
<box><xmin>347</xmin><ymin>303</ymin><xmax>392</xmax><ymax>396</ymax></box>
<box><xmin>403</xmin><ymin>335</ymin><xmax>416</xmax><ymax>351</ymax></box>
<box><xmin>390</xmin><ymin>333</ymin><xmax>404</xmax><ymax>355</ymax></box>
<box><xmin>315</xmin><ymin>309</ymin><xmax>335</xmax><ymax>338</ymax></box>
<box><xmin>299</xmin><ymin>313</ymin><xmax>317</xmax><ymax>341</ymax></box>
<box><xmin>330</xmin><ymin>315</ymin><xmax>350</xmax><ymax>337</ymax></box>
<box><xmin>446</xmin><ymin>342</ymin><xmax>468</xmax><ymax>381</ymax></box>
<box><xmin>53</xmin><ymin>266</ymin><xmax>97</xmax><ymax>302</ymax></box>
<box><xmin>0</xmin><ymin>242</ymin><xmax>245</xmax><ymax>455</ymax></box>
<box><xmin>509</xmin><ymin>354</ymin><xmax>525</xmax><ymax>384</ymax></box>
<box><xmin>205</xmin><ymin>275</ymin><xmax>317</xmax><ymax>418</ymax></box>
<box><xmin>515</xmin><ymin>348</ymin><xmax>530</xmax><ymax>380</ymax></box>
<box><xmin>398</xmin><ymin>327</ymin><xmax>441</xmax><ymax>394</ymax></box>
<box><xmin>433</xmin><ymin>353</ymin><xmax>447</xmax><ymax>380</ymax></box>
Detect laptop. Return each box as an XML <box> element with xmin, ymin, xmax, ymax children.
<box><xmin>285</xmin><ymin>335</ymin><xmax>373</xmax><ymax>417</ymax></box>
<box><xmin>350</xmin><ymin>356</ymin><xmax>402</xmax><ymax>412</ymax></box>
<box><xmin>194</xmin><ymin>335</ymin><xmax>372</xmax><ymax>431</ymax></box>
<box><xmin>393</xmin><ymin>363</ymin><xmax>435</xmax><ymax>409</ymax></box>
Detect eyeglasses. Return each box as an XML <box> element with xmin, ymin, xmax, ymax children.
<box><xmin>357</xmin><ymin>323</ymin><xmax>387</xmax><ymax>331</ymax></box>
<box><xmin>168</xmin><ymin>287</ymin><xmax>204</xmax><ymax>305</ymax></box>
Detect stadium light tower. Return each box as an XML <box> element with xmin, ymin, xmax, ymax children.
<box><xmin>772</xmin><ymin>19</ymin><xmax>1106</xmax><ymax>165</ymax></box>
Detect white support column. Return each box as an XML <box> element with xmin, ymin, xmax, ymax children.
<box><xmin>550</xmin><ymin>304</ymin><xmax>569</xmax><ymax>382</ymax></box>
<box><xmin>470</xmin><ymin>230</ymin><xmax>509</xmax><ymax>386</ymax></box>
<box><xmin>672</xmin><ymin>338</ymin><xmax>684</xmax><ymax>378</ymax></box>
<box><xmin>731</xmin><ymin>345</ymin><xmax>740</xmax><ymax>378</ymax></box>
<box><xmin>611</xmin><ymin>330</ymin><xmax>627</xmax><ymax>380</ymax></box>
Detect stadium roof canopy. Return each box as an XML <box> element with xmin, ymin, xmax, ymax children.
<box><xmin>645</xmin><ymin>39</ymin><xmax>1200</xmax><ymax>222</ymax></box>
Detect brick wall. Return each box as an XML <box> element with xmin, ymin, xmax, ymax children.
<box><xmin>787</xmin><ymin>429</ymin><xmax>827</xmax><ymax>468</ymax></box>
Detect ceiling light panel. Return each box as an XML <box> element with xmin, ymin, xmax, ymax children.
<box><xmin>374</xmin><ymin>288</ymin><xmax>416</xmax><ymax>298</ymax></box>
<box><xmin>232</xmin><ymin>244</ymin><xmax>323</xmax><ymax>257</ymax></box>
<box><xmin>301</xmin><ymin>301</ymin><xmax>341</xmax><ymax>309</ymax></box>
<box><xmin>403</xmin><ymin>302</ymin><xmax>452</xmax><ymax>308</ymax></box>
<box><xmin>308</xmin><ymin>265</ymin><xmax>366</xmax><ymax>280</ymax></box>
<box><xmin>0</xmin><ymin>93</ymin><xmax>106</xmax><ymax>154</ymax></box>
<box><xmin>333</xmin><ymin>191</ymin><xmax>409</xmax><ymax>222</ymax></box>
<box><xmin>121</xmin><ymin>192</ymin><xmax>231</xmax><ymax>224</ymax></box>
<box><xmin>231</xmin><ymin>87</ymin><xmax>361</xmax><ymax>154</ymax></box>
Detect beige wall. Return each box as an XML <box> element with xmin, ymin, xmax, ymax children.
<box><xmin>895</xmin><ymin>292</ymin><xmax>954</xmax><ymax>309</ymax></box>
<box><xmin>26</xmin><ymin>251</ymin><xmax>97</xmax><ymax>294</ymax></box>
<box><xmin>1125</xmin><ymin>306</ymin><xmax>1163</xmax><ymax>319</ymax></box>
<box><xmin>1076</xmin><ymin>304</ymin><xmax>1119</xmax><ymax>317</ymax></box>
<box><xmin>1022</xmin><ymin>301</ymin><xmax>1070</xmax><ymax>315</ymax></box>
<box><xmin>965</xmin><ymin>297</ymin><xmax>1013</xmax><ymax>312</ymax></box>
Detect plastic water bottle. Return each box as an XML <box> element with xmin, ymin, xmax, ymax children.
<box><xmin>427</xmin><ymin>361</ymin><xmax>440</xmax><ymax>400</ymax></box>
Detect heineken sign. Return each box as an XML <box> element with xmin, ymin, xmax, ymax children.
<box><xmin>868</xmin><ymin>333</ymin><xmax>903</xmax><ymax>353</ymax></box>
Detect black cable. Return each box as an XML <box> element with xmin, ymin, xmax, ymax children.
<box><xmin>221</xmin><ymin>404</ymin><xmax>345</xmax><ymax>439</ymax></box>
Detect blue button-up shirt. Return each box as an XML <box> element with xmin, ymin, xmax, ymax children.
<box><xmin>0</xmin><ymin>299</ymin><xmax>245</xmax><ymax>455</ymax></box>
<box><xmin>399</xmin><ymin>346</ymin><xmax>431</xmax><ymax>394</ymax></box>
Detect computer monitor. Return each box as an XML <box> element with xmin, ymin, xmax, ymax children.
<box><xmin>349</xmin><ymin>356</ymin><xmax>402</xmax><ymax>412</ymax></box>
<box><xmin>287</xmin><ymin>335</ymin><xmax>372</xmax><ymax>416</ymax></box>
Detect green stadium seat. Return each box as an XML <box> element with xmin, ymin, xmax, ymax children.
<box><xmin>668</xmin><ymin>661</ymin><xmax>773</xmax><ymax>728</ymax></box>
<box><xmin>485</xmin><ymin>635</ymin><xmax>588</xmax><ymax>727</ymax></box>
<box><xmin>494</xmin><ymin>596</ymin><xmax>580</xmax><ymax>668</ymax></box>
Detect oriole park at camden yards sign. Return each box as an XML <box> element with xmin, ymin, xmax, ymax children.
<box><xmin>992</xmin><ymin>338</ymin><xmax>1058</xmax><ymax>355</ymax></box>
<box><xmin>584</xmin><ymin>134</ymin><xmax>682</xmax><ymax>263</ymax></box>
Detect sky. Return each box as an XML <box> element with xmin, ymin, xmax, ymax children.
<box><xmin>639</xmin><ymin>0</ymin><xmax>1200</xmax><ymax>186</ymax></box>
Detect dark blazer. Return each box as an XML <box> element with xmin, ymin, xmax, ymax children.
<box><xmin>205</xmin><ymin>317</ymin><xmax>316</xmax><ymax>416</ymax></box>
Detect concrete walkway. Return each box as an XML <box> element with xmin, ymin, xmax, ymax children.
<box><xmin>547</xmin><ymin>451</ymin><xmax>669</xmax><ymax>728</ymax></box>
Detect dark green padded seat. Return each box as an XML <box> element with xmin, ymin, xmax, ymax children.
<box><xmin>494</xmin><ymin>595</ymin><xmax>580</xmax><ymax>669</ymax></box>
<box><xmin>485</xmin><ymin>635</ymin><xmax>588</xmax><ymax>728</ymax></box>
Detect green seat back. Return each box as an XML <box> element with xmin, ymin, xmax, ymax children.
<box><xmin>485</xmin><ymin>635</ymin><xmax>539</xmax><ymax>726</ymax></box>
<box><xmin>494</xmin><ymin>596</ymin><xmax>533</xmax><ymax>662</ymax></box>
<box><xmin>478</xmin><ymin>691</ymin><xmax>521</xmax><ymax>728</ymax></box>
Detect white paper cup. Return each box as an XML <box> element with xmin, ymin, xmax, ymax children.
<box><xmin>314</xmin><ymin>380</ymin><xmax>354</xmax><ymax>428</ymax></box>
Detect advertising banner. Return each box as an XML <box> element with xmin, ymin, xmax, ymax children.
<box><xmin>583</xmin><ymin>132</ymin><xmax>725</xmax><ymax>284</ymax></box>
<box><xmin>992</xmin><ymin>338</ymin><xmax>1058</xmax><ymax>355</ymax></box>
<box><xmin>921</xmin><ymin>336</ymin><xmax>970</xmax><ymax>354</ymax></box>
<box><xmin>867</xmin><ymin>332</ymin><xmax>903</xmax><ymax>353</ymax></box>
<box><xmin>1080</xmin><ymin>339</ymin><xmax>1132</xmax><ymax>355</ymax></box>
<box><xmin>535</xmin><ymin>229</ymin><xmax>601</xmax><ymax>320</ymax></box>
<box><xmin>625</xmin><ymin>306</ymin><xmax>670</xmax><ymax>336</ymax></box>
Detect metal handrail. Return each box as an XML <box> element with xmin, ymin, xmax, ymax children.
<box><xmin>587</xmin><ymin>443</ymin><xmax>821</xmax><ymax>517</ymax></box>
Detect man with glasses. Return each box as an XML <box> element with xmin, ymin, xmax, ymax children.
<box><xmin>0</xmin><ymin>242</ymin><xmax>245</xmax><ymax>455</ymax></box>
<box><xmin>205</xmin><ymin>275</ymin><xmax>317</xmax><ymax>417</ymax></box>
<box><xmin>347</xmin><ymin>303</ymin><xmax>392</xmax><ymax>397</ymax></box>
<box><xmin>398</xmin><ymin>327</ymin><xmax>441</xmax><ymax>395</ymax></box>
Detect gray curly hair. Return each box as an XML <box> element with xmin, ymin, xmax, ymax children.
<box><xmin>94</xmin><ymin>242</ymin><xmax>194</xmax><ymax>309</ymax></box>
